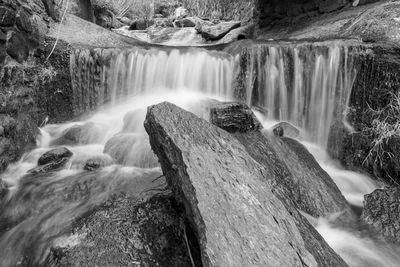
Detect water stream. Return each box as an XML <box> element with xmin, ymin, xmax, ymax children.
<box><xmin>0</xmin><ymin>41</ymin><xmax>399</xmax><ymax>266</ymax></box>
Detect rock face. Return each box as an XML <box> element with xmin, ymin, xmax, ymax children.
<box><xmin>361</xmin><ymin>187</ymin><xmax>400</xmax><ymax>243</ymax></box>
<box><xmin>209</xmin><ymin>102</ymin><xmax>262</xmax><ymax>133</ymax></box>
<box><xmin>329</xmin><ymin>44</ymin><xmax>400</xmax><ymax>185</ymax></box>
<box><xmin>145</xmin><ymin>102</ymin><xmax>347</xmax><ymax>266</ymax></box>
<box><xmin>0</xmin><ymin>114</ymin><xmax>38</xmax><ymax>172</ymax></box>
<box><xmin>196</xmin><ymin>21</ymin><xmax>241</xmax><ymax>40</ymax></box>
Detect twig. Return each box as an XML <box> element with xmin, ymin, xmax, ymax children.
<box><xmin>46</xmin><ymin>0</ymin><xmax>70</xmax><ymax>61</ymax></box>
<box><xmin>183</xmin><ymin>225</ymin><xmax>196</xmax><ymax>267</ymax></box>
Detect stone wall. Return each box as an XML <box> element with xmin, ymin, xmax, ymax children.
<box><xmin>0</xmin><ymin>0</ymin><xmax>74</xmax><ymax>172</ymax></box>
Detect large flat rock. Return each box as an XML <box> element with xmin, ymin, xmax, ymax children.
<box><xmin>144</xmin><ymin>102</ymin><xmax>320</xmax><ymax>266</ymax></box>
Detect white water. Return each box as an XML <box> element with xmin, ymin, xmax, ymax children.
<box><xmin>243</xmin><ymin>43</ymin><xmax>357</xmax><ymax>147</ymax></box>
<box><xmin>1</xmin><ymin>43</ymin><xmax>398</xmax><ymax>266</ymax></box>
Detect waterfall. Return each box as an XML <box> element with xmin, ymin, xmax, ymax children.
<box><xmin>70</xmin><ymin>48</ymin><xmax>237</xmax><ymax>114</ymax></box>
<box><xmin>71</xmin><ymin>42</ymin><xmax>357</xmax><ymax>147</ymax></box>
<box><xmin>236</xmin><ymin>42</ymin><xmax>357</xmax><ymax>146</ymax></box>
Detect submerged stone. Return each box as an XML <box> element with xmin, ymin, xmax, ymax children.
<box><xmin>84</xmin><ymin>155</ymin><xmax>114</xmax><ymax>171</ymax></box>
<box><xmin>51</xmin><ymin>122</ymin><xmax>104</xmax><ymax>146</ymax></box>
<box><xmin>144</xmin><ymin>102</ymin><xmax>347</xmax><ymax>266</ymax></box>
<box><xmin>104</xmin><ymin>133</ymin><xmax>158</xmax><ymax>168</ymax></box>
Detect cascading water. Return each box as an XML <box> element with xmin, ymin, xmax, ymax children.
<box><xmin>238</xmin><ymin>42</ymin><xmax>357</xmax><ymax>147</ymax></box>
<box><xmin>0</xmin><ymin>41</ymin><xmax>398</xmax><ymax>266</ymax></box>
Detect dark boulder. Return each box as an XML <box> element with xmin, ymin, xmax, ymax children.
<box><xmin>6</xmin><ymin>31</ymin><xmax>30</xmax><ymax>63</ymax></box>
<box><xmin>144</xmin><ymin>102</ymin><xmax>348</xmax><ymax>266</ymax></box>
<box><xmin>361</xmin><ymin>187</ymin><xmax>400</xmax><ymax>243</ymax></box>
<box><xmin>38</xmin><ymin>147</ymin><xmax>73</xmax><ymax>166</ymax></box>
<box><xmin>0</xmin><ymin>6</ymin><xmax>16</xmax><ymax>27</ymax></box>
<box><xmin>196</xmin><ymin>21</ymin><xmax>241</xmax><ymax>40</ymax></box>
<box><xmin>84</xmin><ymin>155</ymin><xmax>114</xmax><ymax>171</ymax></box>
<box><xmin>104</xmin><ymin>133</ymin><xmax>158</xmax><ymax>168</ymax></box>
<box><xmin>209</xmin><ymin>102</ymin><xmax>262</xmax><ymax>133</ymax></box>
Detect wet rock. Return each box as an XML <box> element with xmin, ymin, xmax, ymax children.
<box><xmin>0</xmin><ymin>114</ymin><xmax>38</xmax><ymax>172</ymax></box>
<box><xmin>6</xmin><ymin>31</ymin><xmax>30</xmax><ymax>63</ymax></box>
<box><xmin>38</xmin><ymin>147</ymin><xmax>73</xmax><ymax>166</ymax></box>
<box><xmin>196</xmin><ymin>21</ymin><xmax>241</xmax><ymax>40</ymax></box>
<box><xmin>0</xmin><ymin>6</ymin><xmax>16</xmax><ymax>27</ymax></box>
<box><xmin>273</xmin><ymin>126</ymin><xmax>284</xmax><ymax>137</ymax></box>
<box><xmin>208</xmin><ymin>101</ymin><xmax>349</xmax><ymax>218</ymax></box>
<box><xmin>271</xmin><ymin>121</ymin><xmax>300</xmax><ymax>138</ymax></box>
<box><xmin>51</xmin><ymin>122</ymin><xmax>103</xmax><ymax>146</ymax></box>
<box><xmin>84</xmin><ymin>155</ymin><xmax>114</xmax><ymax>171</ymax></box>
<box><xmin>104</xmin><ymin>133</ymin><xmax>158</xmax><ymax>168</ymax></box>
<box><xmin>209</xmin><ymin>102</ymin><xmax>262</xmax><ymax>133</ymax></box>
<box><xmin>362</xmin><ymin>187</ymin><xmax>400</xmax><ymax>243</ymax></box>
<box><xmin>144</xmin><ymin>102</ymin><xmax>346</xmax><ymax>266</ymax></box>
<box><xmin>29</xmin><ymin>157</ymin><xmax>70</xmax><ymax>174</ymax></box>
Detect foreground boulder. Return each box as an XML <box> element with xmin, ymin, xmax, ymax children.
<box><xmin>1</xmin><ymin>165</ymin><xmax>194</xmax><ymax>266</ymax></box>
<box><xmin>208</xmin><ymin>101</ymin><xmax>350</xmax><ymax>218</ymax></box>
<box><xmin>145</xmin><ymin>102</ymin><xmax>347</xmax><ymax>266</ymax></box>
<box><xmin>361</xmin><ymin>187</ymin><xmax>400</xmax><ymax>243</ymax></box>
